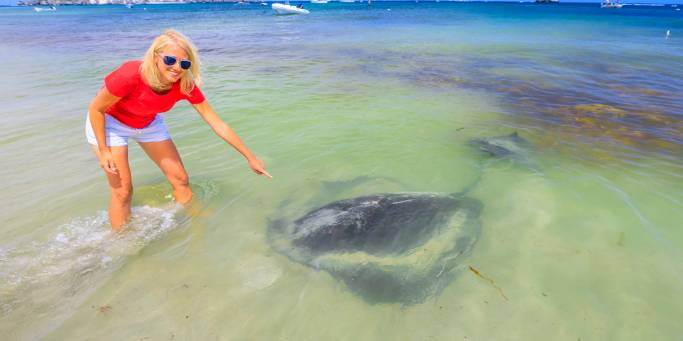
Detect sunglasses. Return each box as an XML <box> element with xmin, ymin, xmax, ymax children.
<box><xmin>159</xmin><ymin>54</ymin><xmax>192</xmax><ymax>70</ymax></box>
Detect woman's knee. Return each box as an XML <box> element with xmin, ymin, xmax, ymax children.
<box><xmin>168</xmin><ymin>169</ymin><xmax>190</xmax><ymax>188</ymax></box>
<box><xmin>110</xmin><ymin>185</ymin><xmax>133</xmax><ymax>203</ymax></box>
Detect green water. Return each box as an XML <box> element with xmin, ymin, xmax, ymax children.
<box><xmin>1</xmin><ymin>3</ymin><xmax>683</xmax><ymax>340</ymax></box>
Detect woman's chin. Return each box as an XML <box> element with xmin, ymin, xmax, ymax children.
<box><xmin>165</xmin><ymin>74</ymin><xmax>181</xmax><ymax>83</ymax></box>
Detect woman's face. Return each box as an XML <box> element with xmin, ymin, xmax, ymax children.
<box><xmin>155</xmin><ymin>43</ymin><xmax>189</xmax><ymax>86</ymax></box>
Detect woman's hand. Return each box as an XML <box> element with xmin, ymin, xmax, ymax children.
<box><xmin>88</xmin><ymin>87</ymin><xmax>122</xmax><ymax>176</ymax></box>
<box><xmin>191</xmin><ymin>101</ymin><xmax>272</xmax><ymax>179</ymax></box>
<box><xmin>100</xmin><ymin>149</ymin><xmax>119</xmax><ymax>175</ymax></box>
<box><xmin>248</xmin><ymin>157</ymin><xmax>272</xmax><ymax>178</ymax></box>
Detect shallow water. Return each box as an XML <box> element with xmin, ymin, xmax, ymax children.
<box><xmin>1</xmin><ymin>2</ymin><xmax>682</xmax><ymax>340</ymax></box>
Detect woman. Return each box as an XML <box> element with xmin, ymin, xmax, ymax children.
<box><xmin>86</xmin><ymin>29</ymin><xmax>271</xmax><ymax>231</ymax></box>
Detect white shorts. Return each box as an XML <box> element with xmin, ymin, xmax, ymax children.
<box><xmin>85</xmin><ymin>113</ymin><xmax>171</xmax><ymax>147</ymax></box>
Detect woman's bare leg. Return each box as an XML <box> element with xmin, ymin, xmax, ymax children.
<box><xmin>138</xmin><ymin>139</ymin><xmax>192</xmax><ymax>204</ymax></box>
<box><xmin>90</xmin><ymin>145</ymin><xmax>132</xmax><ymax>231</ymax></box>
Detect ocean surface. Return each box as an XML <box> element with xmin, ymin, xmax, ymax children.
<box><xmin>1</xmin><ymin>2</ymin><xmax>682</xmax><ymax>340</ymax></box>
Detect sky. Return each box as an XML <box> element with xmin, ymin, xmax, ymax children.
<box><xmin>1</xmin><ymin>0</ymin><xmax>681</xmax><ymax>6</ymax></box>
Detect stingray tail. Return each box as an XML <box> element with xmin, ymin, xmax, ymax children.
<box><xmin>457</xmin><ymin>161</ymin><xmax>486</xmax><ymax>196</ymax></box>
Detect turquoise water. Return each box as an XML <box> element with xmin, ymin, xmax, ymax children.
<box><xmin>1</xmin><ymin>2</ymin><xmax>682</xmax><ymax>340</ymax></box>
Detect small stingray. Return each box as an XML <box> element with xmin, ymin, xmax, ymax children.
<box><xmin>469</xmin><ymin>132</ymin><xmax>532</xmax><ymax>159</ymax></box>
<box><xmin>268</xmin><ymin>192</ymin><xmax>481</xmax><ymax>305</ymax></box>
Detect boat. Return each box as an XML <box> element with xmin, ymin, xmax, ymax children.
<box><xmin>601</xmin><ymin>0</ymin><xmax>623</xmax><ymax>8</ymax></box>
<box><xmin>34</xmin><ymin>6</ymin><xmax>56</xmax><ymax>11</ymax></box>
<box><xmin>272</xmin><ymin>2</ymin><xmax>310</xmax><ymax>14</ymax></box>
<box><xmin>310</xmin><ymin>0</ymin><xmax>328</xmax><ymax>3</ymax></box>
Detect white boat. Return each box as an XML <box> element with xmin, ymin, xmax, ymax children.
<box><xmin>310</xmin><ymin>0</ymin><xmax>328</xmax><ymax>3</ymax></box>
<box><xmin>34</xmin><ymin>6</ymin><xmax>56</xmax><ymax>12</ymax></box>
<box><xmin>601</xmin><ymin>0</ymin><xmax>623</xmax><ymax>8</ymax></box>
<box><xmin>339</xmin><ymin>0</ymin><xmax>354</xmax><ymax>2</ymax></box>
<box><xmin>272</xmin><ymin>2</ymin><xmax>309</xmax><ymax>14</ymax></box>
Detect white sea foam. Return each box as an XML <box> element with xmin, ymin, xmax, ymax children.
<box><xmin>0</xmin><ymin>205</ymin><xmax>181</xmax><ymax>338</ymax></box>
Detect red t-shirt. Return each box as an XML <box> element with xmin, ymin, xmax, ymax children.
<box><xmin>104</xmin><ymin>60</ymin><xmax>205</xmax><ymax>128</ymax></box>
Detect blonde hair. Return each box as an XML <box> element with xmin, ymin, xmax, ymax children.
<box><xmin>140</xmin><ymin>29</ymin><xmax>201</xmax><ymax>95</ymax></box>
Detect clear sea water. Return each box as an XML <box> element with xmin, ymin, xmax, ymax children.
<box><xmin>1</xmin><ymin>2</ymin><xmax>682</xmax><ymax>340</ymax></box>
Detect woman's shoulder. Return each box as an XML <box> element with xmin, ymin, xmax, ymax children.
<box><xmin>105</xmin><ymin>60</ymin><xmax>143</xmax><ymax>96</ymax></box>
<box><xmin>117</xmin><ymin>60</ymin><xmax>143</xmax><ymax>75</ymax></box>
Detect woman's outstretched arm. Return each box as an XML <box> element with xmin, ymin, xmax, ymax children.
<box><xmin>192</xmin><ymin>100</ymin><xmax>272</xmax><ymax>178</ymax></box>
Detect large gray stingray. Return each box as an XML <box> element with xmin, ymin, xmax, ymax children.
<box><xmin>268</xmin><ymin>132</ymin><xmax>533</xmax><ymax>305</ymax></box>
<box><xmin>268</xmin><ymin>191</ymin><xmax>481</xmax><ymax>305</ymax></box>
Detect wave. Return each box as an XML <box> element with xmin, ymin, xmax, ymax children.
<box><xmin>0</xmin><ymin>204</ymin><xmax>181</xmax><ymax>339</ymax></box>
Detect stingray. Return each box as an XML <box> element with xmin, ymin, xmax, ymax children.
<box><xmin>267</xmin><ymin>132</ymin><xmax>536</xmax><ymax>304</ymax></box>
<box><xmin>268</xmin><ymin>191</ymin><xmax>481</xmax><ymax>305</ymax></box>
<box><xmin>469</xmin><ymin>132</ymin><xmax>532</xmax><ymax>159</ymax></box>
